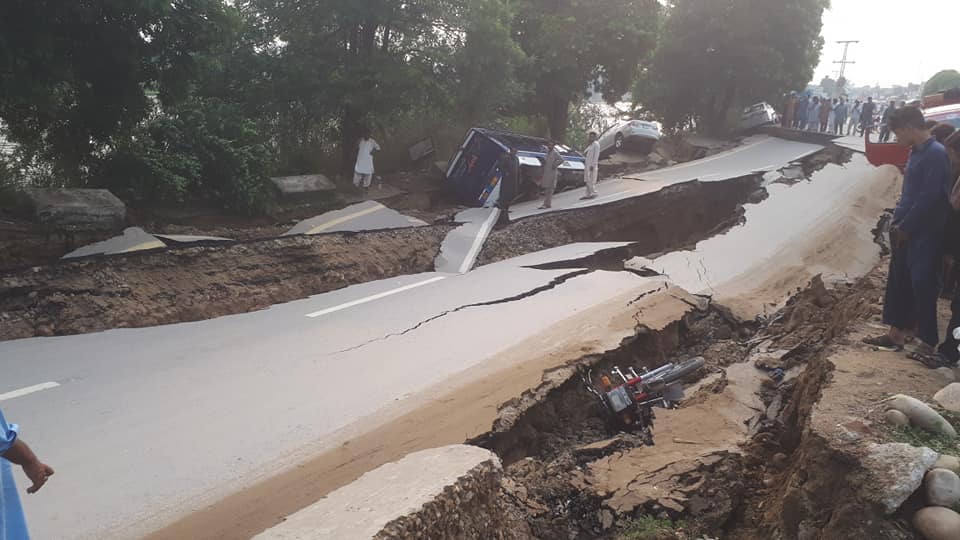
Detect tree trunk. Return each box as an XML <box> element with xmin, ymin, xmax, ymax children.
<box><xmin>544</xmin><ymin>96</ymin><xmax>569</xmax><ymax>143</ymax></box>
<box><xmin>340</xmin><ymin>105</ymin><xmax>362</xmax><ymax>176</ymax></box>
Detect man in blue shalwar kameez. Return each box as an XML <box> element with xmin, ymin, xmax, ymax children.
<box><xmin>1</xmin><ymin>408</ymin><xmax>55</xmax><ymax>539</ymax></box>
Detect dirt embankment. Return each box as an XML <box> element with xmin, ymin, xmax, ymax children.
<box><xmin>463</xmin><ymin>266</ymin><xmax>920</xmax><ymax>540</ymax></box>
<box><xmin>0</xmin><ymin>175</ymin><xmax>762</xmax><ymax>341</ymax></box>
<box><xmin>479</xmin><ymin>176</ymin><xmax>762</xmax><ymax>266</ymax></box>
<box><xmin>0</xmin><ymin>227</ymin><xmax>452</xmax><ymax>340</ymax></box>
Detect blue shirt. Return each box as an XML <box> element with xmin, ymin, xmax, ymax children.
<box><xmin>894</xmin><ymin>137</ymin><xmax>953</xmax><ymax>237</ymax></box>
<box><xmin>1</xmin><ymin>408</ymin><xmax>29</xmax><ymax>540</ymax></box>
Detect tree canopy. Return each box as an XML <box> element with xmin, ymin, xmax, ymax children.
<box><xmin>637</xmin><ymin>0</ymin><xmax>828</xmax><ymax>133</ymax></box>
<box><xmin>0</xmin><ymin>0</ymin><xmax>829</xmax><ymax>212</ymax></box>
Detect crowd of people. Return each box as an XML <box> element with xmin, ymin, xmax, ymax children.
<box><xmin>862</xmin><ymin>106</ymin><xmax>960</xmax><ymax>369</ymax></box>
<box><xmin>780</xmin><ymin>92</ymin><xmax>903</xmax><ymax>137</ymax></box>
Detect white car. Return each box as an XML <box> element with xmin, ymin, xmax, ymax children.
<box><xmin>596</xmin><ymin>118</ymin><xmax>662</xmax><ymax>157</ymax></box>
<box><xmin>739</xmin><ymin>102</ymin><xmax>778</xmax><ymax>130</ymax></box>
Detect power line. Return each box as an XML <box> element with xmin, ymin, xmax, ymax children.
<box><xmin>833</xmin><ymin>40</ymin><xmax>859</xmax><ymax>83</ymax></box>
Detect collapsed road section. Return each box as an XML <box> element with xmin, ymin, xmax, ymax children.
<box><xmin>0</xmin><ymin>138</ymin><xmax>900</xmax><ymax>539</ymax></box>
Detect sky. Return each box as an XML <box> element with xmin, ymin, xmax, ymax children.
<box><xmin>812</xmin><ymin>0</ymin><xmax>958</xmax><ymax>88</ymax></box>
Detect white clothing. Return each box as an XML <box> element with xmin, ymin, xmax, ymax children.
<box><xmin>584</xmin><ymin>141</ymin><xmax>600</xmax><ymax>197</ymax></box>
<box><xmin>355</xmin><ymin>138</ymin><xmax>381</xmax><ymax>175</ymax></box>
<box><xmin>353</xmin><ymin>172</ymin><xmax>373</xmax><ymax>188</ymax></box>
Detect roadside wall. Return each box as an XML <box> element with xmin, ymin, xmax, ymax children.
<box><xmin>255</xmin><ymin>445</ymin><xmax>512</xmax><ymax>540</ymax></box>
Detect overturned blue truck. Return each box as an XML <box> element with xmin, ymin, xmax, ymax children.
<box><xmin>445</xmin><ymin>128</ymin><xmax>587</xmax><ymax>207</ymax></box>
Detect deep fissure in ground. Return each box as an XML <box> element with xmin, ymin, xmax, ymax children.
<box><xmin>466</xmin><ymin>271</ymin><xmax>893</xmax><ymax>539</ymax></box>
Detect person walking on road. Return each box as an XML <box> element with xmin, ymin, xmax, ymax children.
<box><xmin>861</xmin><ymin>97</ymin><xmax>876</xmax><ymax>135</ymax></box>
<box><xmin>353</xmin><ymin>130</ymin><xmax>381</xmax><ymax>195</ymax></box>
<box><xmin>848</xmin><ymin>99</ymin><xmax>862</xmax><ymax>135</ymax></box>
<box><xmin>539</xmin><ymin>141</ymin><xmax>564</xmax><ymax>210</ymax></box>
<box><xmin>495</xmin><ymin>147</ymin><xmax>519</xmax><ymax>225</ymax></box>
<box><xmin>880</xmin><ymin>100</ymin><xmax>898</xmax><ymax>143</ymax></box>
<box><xmin>864</xmin><ymin>107</ymin><xmax>954</xmax><ymax>357</ymax></box>
<box><xmin>2</xmin><ymin>407</ymin><xmax>55</xmax><ymax>539</ymax></box>
<box><xmin>581</xmin><ymin>132</ymin><xmax>600</xmax><ymax>200</ymax></box>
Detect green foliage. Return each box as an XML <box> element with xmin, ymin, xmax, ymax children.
<box><xmin>513</xmin><ymin>0</ymin><xmax>660</xmax><ymax>141</ymax></box>
<box><xmin>637</xmin><ymin>0</ymin><xmax>828</xmax><ymax>133</ymax></box>
<box><xmin>619</xmin><ymin>515</ymin><xmax>689</xmax><ymax>540</ymax></box>
<box><xmin>0</xmin><ymin>0</ymin><xmax>235</xmax><ymax>184</ymax></box>
<box><xmin>885</xmin><ymin>409</ymin><xmax>960</xmax><ymax>456</ymax></box>
<box><xmin>924</xmin><ymin>70</ymin><xmax>960</xmax><ymax>97</ymax></box>
<box><xmin>97</xmin><ymin>99</ymin><xmax>275</xmax><ymax>214</ymax></box>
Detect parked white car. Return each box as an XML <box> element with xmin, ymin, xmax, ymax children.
<box><xmin>739</xmin><ymin>102</ymin><xmax>778</xmax><ymax>130</ymax></box>
<box><xmin>596</xmin><ymin>118</ymin><xmax>662</xmax><ymax>157</ymax></box>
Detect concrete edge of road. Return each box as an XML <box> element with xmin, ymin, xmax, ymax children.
<box><xmin>253</xmin><ymin>445</ymin><xmax>504</xmax><ymax>540</ymax></box>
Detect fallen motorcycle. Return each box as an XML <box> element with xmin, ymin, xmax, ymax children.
<box><xmin>579</xmin><ymin>357</ymin><xmax>706</xmax><ymax>445</ymax></box>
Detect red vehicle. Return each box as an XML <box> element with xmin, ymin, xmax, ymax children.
<box><xmin>865</xmin><ymin>89</ymin><xmax>960</xmax><ymax>170</ymax></box>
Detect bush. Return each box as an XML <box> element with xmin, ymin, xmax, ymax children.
<box><xmin>98</xmin><ymin>98</ymin><xmax>275</xmax><ymax>214</ymax></box>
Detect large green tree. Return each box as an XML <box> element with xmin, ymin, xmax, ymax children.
<box><xmin>638</xmin><ymin>0</ymin><xmax>828</xmax><ymax>132</ymax></box>
<box><xmin>512</xmin><ymin>0</ymin><xmax>660</xmax><ymax>141</ymax></box>
<box><xmin>924</xmin><ymin>69</ymin><xmax>960</xmax><ymax>97</ymax></box>
<box><xmin>0</xmin><ymin>0</ymin><xmax>234</xmax><ymax>184</ymax></box>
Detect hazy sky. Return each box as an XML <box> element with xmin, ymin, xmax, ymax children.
<box><xmin>812</xmin><ymin>0</ymin><xmax>957</xmax><ymax>87</ymax></box>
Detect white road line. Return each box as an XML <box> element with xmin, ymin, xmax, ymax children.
<box><xmin>0</xmin><ymin>382</ymin><xmax>60</xmax><ymax>402</ymax></box>
<box><xmin>458</xmin><ymin>209</ymin><xmax>500</xmax><ymax>274</ymax></box>
<box><xmin>305</xmin><ymin>276</ymin><xmax>447</xmax><ymax>318</ymax></box>
<box><xmin>305</xmin><ymin>204</ymin><xmax>384</xmax><ymax>235</ymax></box>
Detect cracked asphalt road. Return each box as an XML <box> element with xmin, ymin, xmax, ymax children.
<box><xmin>0</xmin><ymin>243</ymin><xmax>649</xmax><ymax>540</ymax></box>
<box><xmin>0</xmin><ymin>139</ymin><xmax>898</xmax><ymax>540</ymax></box>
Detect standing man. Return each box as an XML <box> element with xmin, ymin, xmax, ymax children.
<box><xmin>581</xmin><ymin>132</ymin><xmax>600</xmax><ymax>200</ymax></box>
<box><xmin>539</xmin><ymin>141</ymin><xmax>564</xmax><ymax>210</ymax></box>
<box><xmin>495</xmin><ymin>147</ymin><xmax>519</xmax><ymax>225</ymax></box>
<box><xmin>833</xmin><ymin>98</ymin><xmax>848</xmax><ymax>135</ymax></box>
<box><xmin>796</xmin><ymin>94</ymin><xmax>809</xmax><ymax>130</ymax></box>
<box><xmin>860</xmin><ymin>97</ymin><xmax>876</xmax><ymax>135</ymax></box>
<box><xmin>353</xmin><ymin>130</ymin><xmax>381</xmax><ymax>195</ymax></box>
<box><xmin>864</xmin><ymin>107</ymin><xmax>954</xmax><ymax>355</ymax></box>
<box><xmin>847</xmin><ymin>99</ymin><xmax>862</xmax><ymax>135</ymax></box>
<box><xmin>819</xmin><ymin>97</ymin><xmax>832</xmax><ymax>132</ymax></box>
<box><xmin>880</xmin><ymin>100</ymin><xmax>898</xmax><ymax>143</ymax></box>
<box><xmin>2</xmin><ymin>407</ymin><xmax>55</xmax><ymax>538</ymax></box>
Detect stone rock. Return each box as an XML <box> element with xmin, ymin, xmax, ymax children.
<box><xmin>858</xmin><ymin>443</ymin><xmax>939</xmax><ymax>514</ymax></box>
<box><xmin>270</xmin><ymin>174</ymin><xmax>335</xmax><ymax>197</ymax></box>
<box><xmin>934</xmin><ymin>455</ymin><xmax>960</xmax><ymax>475</ymax></box>
<box><xmin>935</xmin><ymin>367</ymin><xmax>957</xmax><ymax>383</ymax></box>
<box><xmin>934</xmin><ymin>383</ymin><xmax>960</xmax><ymax>413</ymax></box>
<box><xmin>913</xmin><ymin>506</ymin><xmax>960</xmax><ymax>540</ymax></box>
<box><xmin>925</xmin><ymin>469</ymin><xmax>960</xmax><ymax>507</ymax></box>
<box><xmin>23</xmin><ymin>188</ymin><xmax>125</xmax><ymax>228</ymax></box>
<box><xmin>886</xmin><ymin>394</ymin><xmax>958</xmax><ymax>438</ymax></box>
<box><xmin>884</xmin><ymin>409</ymin><xmax>911</xmax><ymax>428</ymax></box>
<box><xmin>599</xmin><ymin>509</ymin><xmax>614</xmax><ymax>530</ymax></box>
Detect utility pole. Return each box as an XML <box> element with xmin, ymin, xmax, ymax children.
<box><xmin>833</xmin><ymin>40</ymin><xmax>859</xmax><ymax>95</ymax></box>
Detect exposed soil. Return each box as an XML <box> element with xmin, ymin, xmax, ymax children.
<box><xmin>470</xmin><ymin>262</ymin><xmax>931</xmax><ymax>540</ymax></box>
<box><xmin>0</xmin><ymin>176</ymin><xmax>762</xmax><ymax>341</ymax></box>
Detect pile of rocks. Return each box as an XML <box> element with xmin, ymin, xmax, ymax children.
<box><xmin>881</xmin><ymin>389</ymin><xmax>960</xmax><ymax>539</ymax></box>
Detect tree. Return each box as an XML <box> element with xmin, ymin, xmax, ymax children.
<box><xmin>924</xmin><ymin>69</ymin><xmax>960</xmax><ymax>96</ymax></box>
<box><xmin>637</xmin><ymin>0</ymin><xmax>828</xmax><ymax>133</ymax></box>
<box><xmin>820</xmin><ymin>76</ymin><xmax>837</xmax><ymax>97</ymax></box>
<box><xmin>0</xmin><ymin>0</ymin><xmax>234</xmax><ymax>185</ymax></box>
<box><xmin>512</xmin><ymin>0</ymin><xmax>660</xmax><ymax>141</ymax></box>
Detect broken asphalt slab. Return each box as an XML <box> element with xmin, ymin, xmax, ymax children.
<box><xmin>435</xmin><ymin>207</ymin><xmax>501</xmax><ymax>274</ymax></box>
<box><xmin>285</xmin><ymin>200</ymin><xmax>427</xmax><ymax>236</ymax></box>
<box><xmin>629</xmin><ymin>153</ymin><xmax>902</xmax><ymax>319</ymax></box>
<box><xmin>626</xmin><ymin>135</ymin><xmax>824</xmax><ymax>183</ymax></box>
<box><xmin>63</xmin><ymin>229</ymin><xmax>234</xmax><ymax>259</ymax></box>
<box><xmin>508</xmin><ymin>135</ymin><xmax>824</xmax><ymax>221</ymax></box>
<box><xmin>63</xmin><ymin>227</ymin><xmax>166</xmax><ymax>259</ymax></box>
